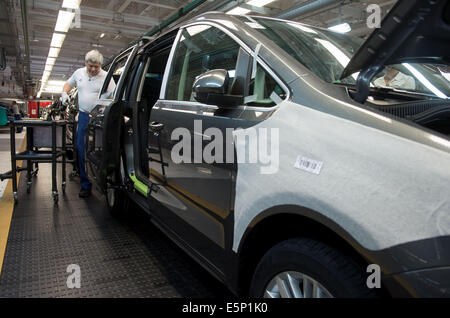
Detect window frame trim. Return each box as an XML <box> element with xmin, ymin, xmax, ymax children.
<box><xmin>98</xmin><ymin>44</ymin><xmax>139</xmax><ymax>102</ymax></box>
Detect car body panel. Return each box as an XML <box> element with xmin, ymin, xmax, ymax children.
<box><xmin>231</xmin><ymin>98</ymin><xmax>450</xmax><ymax>252</ymax></box>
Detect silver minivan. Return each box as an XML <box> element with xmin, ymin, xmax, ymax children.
<box><xmin>87</xmin><ymin>0</ymin><xmax>450</xmax><ymax>297</ymax></box>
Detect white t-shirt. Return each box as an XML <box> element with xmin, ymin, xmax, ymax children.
<box><xmin>12</xmin><ymin>104</ymin><xmax>20</xmax><ymax>115</ymax></box>
<box><xmin>67</xmin><ymin>67</ymin><xmax>115</xmax><ymax>113</ymax></box>
<box><xmin>373</xmin><ymin>71</ymin><xmax>416</xmax><ymax>90</ymax></box>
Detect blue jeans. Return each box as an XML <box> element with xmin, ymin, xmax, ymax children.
<box><xmin>77</xmin><ymin>112</ymin><xmax>92</xmax><ymax>191</ymax></box>
<box><xmin>14</xmin><ymin>114</ymin><xmax>23</xmax><ymax>133</ymax></box>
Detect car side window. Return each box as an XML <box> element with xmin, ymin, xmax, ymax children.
<box><xmin>100</xmin><ymin>54</ymin><xmax>128</xmax><ymax>100</ymax></box>
<box><xmin>165</xmin><ymin>25</ymin><xmax>286</xmax><ymax>107</ymax></box>
<box><xmin>247</xmin><ymin>64</ymin><xmax>287</xmax><ymax>107</ymax></box>
<box><xmin>166</xmin><ymin>25</ymin><xmax>240</xmax><ymax>102</ymax></box>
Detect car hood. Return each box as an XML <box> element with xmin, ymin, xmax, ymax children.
<box><xmin>341</xmin><ymin>0</ymin><xmax>450</xmax><ymax>83</ymax></box>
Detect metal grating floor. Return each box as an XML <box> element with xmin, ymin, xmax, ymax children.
<box><xmin>0</xmin><ymin>163</ymin><xmax>231</xmax><ymax>298</ymax></box>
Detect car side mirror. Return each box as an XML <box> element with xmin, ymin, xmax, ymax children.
<box><xmin>193</xmin><ymin>69</ymin><xmax>243</xmax><ymax>108</ymax></box>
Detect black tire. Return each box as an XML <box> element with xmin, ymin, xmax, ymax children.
<box><xmin>106</xmin><ymin>156</ymin><xmax>130</xmax><ymax>216</ymax></box>
<box><xmin>250</xmin><ymin>238</ymin><xmax>378</xmax><ymax>298</ymax></box>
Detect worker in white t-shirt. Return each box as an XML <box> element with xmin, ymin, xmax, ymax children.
<box><xmin>11</xmin><ymin>101</ymin><xmax>20</xmax><ymax>116</ymax></box>
<box><xmin>373</xmin><ymin>66</ymin><xmax>416</xmax><ymax>90</ymax></box>
<box><xmin>61</xmin><ymin>50</ymin><xmax>115</xmax><ymax>198</ymax></box>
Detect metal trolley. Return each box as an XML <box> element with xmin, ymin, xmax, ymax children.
<box><xmin>1</xmin><ymin>119</ymin><xmax>68</xmax><ymax>204</ymax></box>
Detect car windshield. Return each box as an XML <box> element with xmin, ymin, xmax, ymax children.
<box><xmin>237</xmin><ymin>16</ymin><xmax>450</xmax><ymax>99</ymax></box>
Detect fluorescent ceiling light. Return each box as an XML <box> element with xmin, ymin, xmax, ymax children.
<box><xmin>328</xmin><ymin>22</ymin><xmax>351</xmax><ymax>33</ymax></box>
<box><xmin>47</xmin><ymin>80</ymin><xmax>66</xmax><ymax>87</ymax></box>
<box><xmin>99</xmin><ymin>33</ymin><xmax>105</xmax><ymax>38</ymax></box>
<box><xmin>62</xmin><ymin>0</ymin><xmax>82</xmax><ymax>9</ymax></box>
<box><xmin>50</xmin><ymin>33</ymin><xmax>66</xmax><ymax>48</ymax></box>
<box><xmin>48</xmin><ymin>47</ymin><xmax>60</xmax><ymax>58</ymax></box>
<box><xmin>44</xmin><ymin>64</ymin><xmax>53</xmax><ymax>72</ymax></box>
<box><xmin>55</xmin><ymin>10</ymin><xmax>75</xmax><ymax>33</ymax></box>
<box><xmin>226</xmin><ymin>7</ymin><xmax>251</xmax><ymax>15</ymax></box>
<box><xmin>247</xmin><ymin>0</ymin><xmax>276</xmax><ymax>7</ymax></box>
<box><xmin>403</xmin><ymin>63</ymin><xmax>448</xmax><ymax>99</ymax></box>
<box><xmin>46</xmin><ymin>57</ymin><xmax>56</xmax><ymax>66</ymax></box>
<box><xmin>43</xmin><ymin>70</ymin><xmax>51</xmax><ymax>76</ymax></box>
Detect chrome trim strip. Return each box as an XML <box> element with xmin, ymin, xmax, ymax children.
<box><xmin>98</xmin><ymin>45</ymin><xmax>135</xmax><ymax>100</ymax></box>
<box><xmin>160</xmin><ymin>29</ymin><xmax>183</xmax><ymax>99</ymax></box>
<box><xmin>158</xmin><ymin>99</ymin><xmax>279</xmax><ymax>113</ymax></box>
<box><xmin>137</xmin><ymin>58</ymin><xmax>151</xmax><ymax>102</ymax></box>
<box><xmin>113</xmin><ymin>45</ymin><xmax>140</xmax><ymax>102</ymax></box>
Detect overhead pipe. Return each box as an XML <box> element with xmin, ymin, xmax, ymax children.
<box><xmin>20</xmin><ymin>0</ymin><xmax>31</xmax><ymax>81</ymax></box>
<box><xmin>171</xmin><ymin>0</ymin><xmax>235</xmax><ymax>25</ymax></box>
<box><xmin>144</xmin><ymin>0</ymin><xmax>209</xmax><ymax>37</ymax></box>
<box><xmin>20</xmin><ymin>0</ymin><xmax>33</xmax><ymax>96</ymax></box>
<box><xmin>276</xmin><ymin>0</ymin><xmax>342</xmax><ymax>20</ymax></box>
<box><xmin>104</xmin><ymin>0</ymin><xmax>210</xmax><ymax>67</ymax></box>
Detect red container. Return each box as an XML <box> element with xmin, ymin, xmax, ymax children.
<box><xmin>28</xmin><ymin>101</ymin><xmax>39</xmax><ymax>118</ymax></box>
<box><xmin>27</xmin><ymin>101</ymin><xmax>52</xmax><ymax>118</ymax></box>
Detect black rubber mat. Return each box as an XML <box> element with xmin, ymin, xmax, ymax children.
<box><xmin>0</xmin><ymin>163</ymin><xmax>232</xmax><ymax>298</ymax></box>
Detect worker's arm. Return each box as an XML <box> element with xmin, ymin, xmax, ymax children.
<box><xmin>61</xmin><ymin>83</ymin><xmax>72</xmax><ymax>104</ymax></box>
<box><xmin>63</xmin><ymin>82</ymin><xmax>73</xmax><ymax>93</ymax></box>
<box><xmin>62</xmin><ymin>72</ymin><xmax>77</xmax><ymax>104</ymax></box>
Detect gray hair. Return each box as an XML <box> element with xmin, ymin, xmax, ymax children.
<box><xmin>85</xmin><ymin>49</ymin><xmax>103</xmax><ymax>65</ymax></box>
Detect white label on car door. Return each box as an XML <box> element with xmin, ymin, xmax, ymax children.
<box><xmin>294</xmin><ymin>156</ymin><xmax>323</xmax><ymax>175</ymax></box>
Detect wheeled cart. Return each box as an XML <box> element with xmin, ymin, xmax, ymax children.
<box><xmin>0</xmin><ymin>119</ymin><xmax>68</xmax><ymax>204</ymax></box>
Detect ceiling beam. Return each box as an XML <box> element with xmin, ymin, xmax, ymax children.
<box><xmin>30</xmin><ymin>16</ymin><xmax>145</xmax><ymax>37</ymax></box>
<box><xmin>106</xmin><ymin>0</ymin><xmax>120</xmax><ymax>11</ymax></box>
<box><xmin>21</xmin><ymin>33</ymin><xmax>129</xmax><ymax>51</ymax></box>
<box><xmin>32</xmin><ymin>0</ymin><xmax>159</xmax><ymax>27</ymax></box>
<box><xmin>240</xmin><ymin>3</ymin><xmax>281</xmax><ymax>15</ymax></box>
<box><xmin>118</xmin><ymin>0</ymin><xmax>133</xmax><ymax>13</ymax></box>
<box><xmin>132</xmin><ymin>0</ymin><xmax>177</xmax><ymax>10</ymax></box>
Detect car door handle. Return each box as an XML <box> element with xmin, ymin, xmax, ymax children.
<box><xmin>149</xmin><ymin>121</ymin><xmax>164</xmax><ymax>134</ymax></box>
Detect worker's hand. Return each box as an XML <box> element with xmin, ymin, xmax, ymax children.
<box><xmin>61</xmin><ymin>92</ymin><xmax>70</xmax><ymax>105</ymax></box>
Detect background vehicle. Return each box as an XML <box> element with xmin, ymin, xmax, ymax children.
<box><xmin>87</xmin><ymin>0</ymin><xmax>450</xmax><ymax>298</ymax></box>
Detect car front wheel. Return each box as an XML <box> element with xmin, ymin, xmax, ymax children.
<box><xmin>250</xmin><ymin>238</ymin><xmax>377</xmax><ymax>298</ymax></box>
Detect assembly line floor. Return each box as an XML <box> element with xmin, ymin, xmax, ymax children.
<box><xmin>0</xmin><ymin>155</ymin><xmax>232</xmax><ymax>297</ymax></box>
